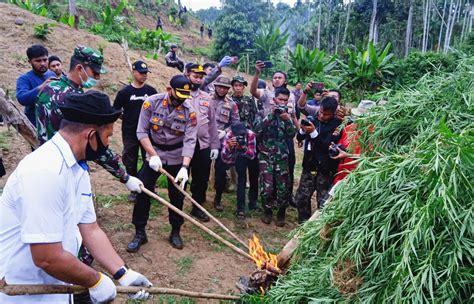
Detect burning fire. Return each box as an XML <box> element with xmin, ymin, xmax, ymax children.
<box><xmin>249</xmin><ymin>234</ymin><xmax>280</xmax><ymax>271</ymax></box>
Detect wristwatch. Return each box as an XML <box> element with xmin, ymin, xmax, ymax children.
<box><xmin>113</xmin><ymin>264</ymin><xmax>129</xmax><ymax>280</ymax></box>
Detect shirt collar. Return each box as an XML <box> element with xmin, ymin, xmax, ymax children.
<box><xmin>51</xmin><ymin>133</ymin><xmax>79</xmax><ymax>168</ymax></box>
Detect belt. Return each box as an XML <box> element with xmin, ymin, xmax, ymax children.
<box><xmin>149</xmin><ymin>137</ymin><xmax>183</xmax><ymax>151</ymax></box>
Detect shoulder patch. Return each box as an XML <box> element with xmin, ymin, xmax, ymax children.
<box><xmin>189</xmin><ymin>112</ymin><xmax>197</xmax><ymax>126</ymax></box>
<box><xmin>142</xmin><ymin>100</ymin><xmax>151</xmax><ymax>110</ymax></box>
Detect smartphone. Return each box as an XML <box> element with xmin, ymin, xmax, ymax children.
<box><xmin>312</xmin><ymin>82</ymin><xmax>324</xmax><ymax>91</ymax></box>
<box><xmin>262</xmin><ymin>61</ymin><xmax>273</xmax><ymax>69</ymax></box>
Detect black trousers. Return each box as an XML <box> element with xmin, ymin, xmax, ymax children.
<box><xmin>188</xmin><ymin>144</ymin><xmax>211</xmax><ymax>209</ymax></box>
<box><xmin>133</xmin><ymin>161</ymin><xmax>184</xmax><ymax>231</ymax></box>
<box><xmin>166</xmin><ymin>61</ymin><xmax>184</xmax><ymax>72</ymax></box>
<box><xmin>214</xmin><ymin>150</ymin><xmax>229</xmax><ymax>198</ymax></box>
<box><xmin>235</xmin><ymin>155</ymin><xmax>259</xmax><ymax>212</ymax></box>
<box><xmin>122</xmin><ymin>133</ymin><xmax>145</xmax><ymax>177</ymax></box>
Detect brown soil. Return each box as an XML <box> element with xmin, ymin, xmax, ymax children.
<box><xmin>0</xmin><ymin>4</ymin><xmax>300</xmax><ymax>302</ymax></box>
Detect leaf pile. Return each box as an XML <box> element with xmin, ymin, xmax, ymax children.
<box><xmin>266</xmin><ymin>57</ymin><xmax>473</xmax><ymax>303</ymax></box>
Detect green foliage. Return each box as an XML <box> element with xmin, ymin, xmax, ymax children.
<box><xmin>267</xmin><ymin>58</ymin><xmax>474</xmax><ymax>303</ymax></box>
<box><xmin>33</xmin><ymin>23</ymin><xmax>54</xmax><ymax>40</ymax></box>
<box><xmin>340</xmin><ymin>42</ymin><xmax>394</xmax><ymax>102</ymax></box>
<box><xmin>211</xmin><ymin>12</ymin><xmax>254</xmax><ymax>60</ymax></box>
<box><xmin>288</xmin><ymin>44</ymin><xmax>337</xmax><ymax>85</ymax></box>
<box><xmin>9</xmin><ymin>0</ymin><xmax>47</xmax><ymax>16</ymax></box>
<box><xmin>59</xmin><ymin>14</ymin><xmax>75</xmax><ymax>28</ymax></box>
<box><xmin>101</xmin><ymin>0</ymin><xmax>128</xmax><ymax>26</ymax></box>
<box><xmin>128</xmin><ymin>28</ymin><xmax>176</xmax><ymax>52</ymax></box>
<box><xmin>393</xmin><ymin>51</ymin><xmax>459</xmax><ymax>87</ymax></box>
<box><xmin>251</xmin><ymin>20</ymin><xmax>289</xmax><ymax>61</ymax></box>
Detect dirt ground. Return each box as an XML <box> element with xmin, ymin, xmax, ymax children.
<box><xmin>0</xmin><ymin>4</ymin><xmax>305</xmax><ymax>303</ymax></box>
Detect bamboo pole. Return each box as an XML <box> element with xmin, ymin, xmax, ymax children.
<box><xmin>0</xmin><ymin>284</ymin><xmax>240</xmax><ymax>300</ymax></box>
<box><xmin>140</xmin><ymin>186</ymin><xmax>254</xmax><ymax>262</ymax></box>
<box><xmin>159</xmin><ymin>168</ymin><xmax>249</xmax><ymax>249</ymax></box>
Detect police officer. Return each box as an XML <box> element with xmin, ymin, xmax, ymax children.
<box><xmin>184</xmin><ymin>64</ymin><xmax>220</xmax><ymax>221</ymax></box>
<box><xmin>212</xmin><ymin>75</ymin><xmax>240</xmax><ymax>211</ymax></box>
<box><xmin>127</xmin><ymin>75</ymin><xmax>198</xmax><ymax>251</ymax></box>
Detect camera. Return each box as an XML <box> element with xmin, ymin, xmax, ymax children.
<box><xmin>301</xmin><ymin>115</ymin><xmax>316</xmax><ymax>127</ymax></box>
<box><xmin>236</xmin><ymin>134</ymin><xmax>247</xmax><ymax>147</ymax></box>
<box><xmin>274</xmin><ymin>105</ymin><xmax>288</xmax><ymax>115</ymax></box>
<box><xmin>328</xmin><ymin>143</ymin><xmax>344</xmax><ymax>157</ymax></box>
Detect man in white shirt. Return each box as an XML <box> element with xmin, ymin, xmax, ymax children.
<box><xmin>0</xmin><ymin>91</ymin><xmax>151</xmax><ymax>303</ymax></box>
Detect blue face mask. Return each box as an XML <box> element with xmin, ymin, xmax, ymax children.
<box><xmin>80</xmin><ymin>66</ymin><xmax>98</xmax><ymax>88</ymax></box>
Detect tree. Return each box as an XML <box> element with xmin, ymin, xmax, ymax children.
<box><xmin>368</xmin><ymin>0</ymin><xmax>378</xmax><ymax>43</ymax></box>
<box><xmin>211</xmin><ymin>12</ymin><xmax>254</xmax><ymax>60</ymax></box>
<box><xmin>405</xmin><ymin>0</ymin><xmax>414</xmax><ymax>57</ymax></box>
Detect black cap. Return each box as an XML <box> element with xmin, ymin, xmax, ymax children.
<box><xmin>59</xmin><ymin>91</ymin><xmax>122</xmax><ymax>125</ymax></box>
<box><xmin>231</xmin><ymin>122</ymin><xmax>247</xmax><ymax>136</ymax></box>
<box><xmin>170</xmin><ymin>75</ymin><xmax>192</xmax><ymax>99</ymax></box>
<box><xmin>132</xmin><ymin>60</ymin><xmax>150</xmax><ymax>73</ymax></box>
<box><xmin>170</xmin><ymin>44</ymin><xmax>178</xmax><ymax>49</ymax></box>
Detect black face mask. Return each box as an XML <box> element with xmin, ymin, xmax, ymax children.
<box><xmin>170</xmin><ymin>94</ymin><xmax>185</xmax><ymax>107</ymax></box>
<box><xmin>85</xmin><ymin>131</ymin><xmax>108</xmax><ymax>161</ymax></box>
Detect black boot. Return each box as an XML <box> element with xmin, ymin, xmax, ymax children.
<box><xmin>190</xmin><ymin>207</ymin><xmax>210</xmax><ymax>222</ymax></box>
<box><xmin>261</xmin><ymin>207</ymin><xmax>272</xmax><ymax>225</ymax></box>
<box><xmin>275</xmin><ymin>207</ymin><xmax>286</xmax><ymax>227</ymax></box>
<box><xmin>126</xmin><ymin>229</ymin><xmax>148</xmax><ymax>253</ymax></box>
<box><xmin>169</xmin><ymin>227</ymin><xmax>183</xmax><ymax>250</ymax></box>
<box><xmin>214</xmin><ymin>194</ymin><xmax>224</xmax><ymax>212</ymax></box>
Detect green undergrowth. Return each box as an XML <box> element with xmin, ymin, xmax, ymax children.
<box><xmin>251</xmin><ymin>57</ymin><xmax>474</xmax><ymax>303</ymax></box>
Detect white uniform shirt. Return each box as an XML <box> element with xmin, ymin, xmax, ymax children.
<box><xmin>0</xmin><ymin>133</ymin><xmax>96</xmax><ymax>303</ymax></box>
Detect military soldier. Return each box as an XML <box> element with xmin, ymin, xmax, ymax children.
<box><xmin>254</xmin><ymin>87</ymin><xmax>296</xmax><ymax>227</ymax></box>
<box><xmin>212</xmin><ymin>75</ymin><xmax>240</xmax><ymax>211</ymax></box>
<box><xmin>127</xmin><ymin>75</ymin><xmax>197</xmax><ymax>251</ymax></box>
<box><xmin>230</xmin><ymin>75</ymin><xmax>261</xmax><ymax>212</ymax></box>
<box><xmin>184</xmin><ymin>64</ymin><xmax>220</xmax><ymax>222</ymax></box>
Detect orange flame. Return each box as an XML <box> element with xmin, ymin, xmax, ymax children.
<box><xmin>248</xmin><ymin>234</ymin><xmax>280</xmax><ymax>271</ymax></box>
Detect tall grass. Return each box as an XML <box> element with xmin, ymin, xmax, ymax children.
<box><xmin>264</xmin><ymin>57</ymin><xmax>473</xmax><ymax>303</ymax></box>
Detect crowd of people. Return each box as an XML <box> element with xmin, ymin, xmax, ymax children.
<box><xmin>0</xmin><ymin>43</ymin><xmax>377</xmax><ymax>303</ymax></box>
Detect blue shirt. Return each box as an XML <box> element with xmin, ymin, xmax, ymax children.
<box><xmin>16</xmin><ymin>70</ymin><xmax>55</xmax><ymax>126</ymax></box>
<box><xmin>307</xmin><ymin>99</ymin><xmax>320</xmax><ymax>107</ymax></box>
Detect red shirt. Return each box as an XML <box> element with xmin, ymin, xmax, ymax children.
<box><xmin>333</xmin><ymin>123</ymin><xmax>362</xmax><ymax>184</ymax></box>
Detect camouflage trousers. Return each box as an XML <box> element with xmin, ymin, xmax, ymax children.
<box><xmin>295</xmin><ymin>168</ymin><xmax>335</xmax><ymax>223</ymax></box>
<box><xmin>259</xmin><ymin>154</ymin><xmax>290</xmax><ymax>209</ymax></box>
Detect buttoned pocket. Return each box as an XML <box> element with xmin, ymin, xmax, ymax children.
<box><xmin>171</xmin><ymin>120</ymin><xmax>185</xmax><ymax>133</ymax></box>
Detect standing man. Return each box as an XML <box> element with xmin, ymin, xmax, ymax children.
<box><xmin>128</xmin><ymin>75</ymin><xmax>197</xmax><ymax>251</ymax></box>
<box><xmin>0</xmin><ymin>91</ymin><xmax>152</xmax><ymax>303</ymax></box>
<box><xmin>208</xmin><ymin>26</ymin><xmax>213</xmax><ymax>39</ymax></box>
<box><xmin>36</xmin><ymin>46</ymin><xmax>142</xmax><ymax>196</ymax></box>
<box><xmin>250</xmin><ymin>62</ymin><xmax>299</xmax><ymax>207</ymax></box>
<box><xmin>254</xmin><ymin>87</ymin><xmax>296</xmax><ymax>226</ymax></box>
<box><xmin>48</xmin><ymin>55</ymin><xmax>65</xmax><ymax>77</ymax></box>
<box><xmin>184</xmin><ymin>64</ymin><xmax>219</xmax><ymax>221</ymax></box>
<box><xmin>200</xmin><ymin>23</ymin><xmax>204</xmax><ymax>38</ymax></box>
<box><xmin>229</xmin><ymin>75</ymin><xmax>261</xmax><ymax>213</ymax></box>
<box><xmin>165</xmin><ymin>44</ymin><xmax>185</xmax><ymax>72</ymax></box>
<box><xmin>291</xmin><ymin>82</ymin><xmax>303</xmax><ymax>119</ymax></box>
<box><xmin>156</xmin><ymin>15</ymin><xmax>163</xmax><ymax>30</ymax></box>
<box><xmin>114</xmin><ymin>60</ymin><xmax>157</xmax><ymax>202</ymax></box>
<box><xmin>16</xmin><ymin>44</ymin><xmax>56</xmax><ymax>126</ymax></box>
<box><xmin>212</xmin><ymin>76</ymin><xmax>240</xmax><ymax>211</ymax></box>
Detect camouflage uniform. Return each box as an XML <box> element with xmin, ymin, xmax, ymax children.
<box><xmin>254</xmin><ymin>112</ymin><xmax>296</xmax><ymax>209</ymax></box>
<box><xmin>231</xmin><ymin>94</ymin><xmax>261</xmax><ymax>130</ymax></box>
<box><xmin>35</xmin><ymin>49</ymin><xmax>129</xmax><ymax>183</ymax></box>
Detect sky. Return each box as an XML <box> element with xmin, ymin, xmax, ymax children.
<box><xmin>184</xmin><ymin>0</ymin><xmax>297</xmax><ymax>11</ymax></box>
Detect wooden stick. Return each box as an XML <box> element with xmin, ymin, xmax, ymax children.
<box><xmin>276</xmin><ymin>202</ymin><xmax>326</xmax><ymax>270</ymax></box>
<box><xmin>0</xmin><ymin>284</ymin><xmax>240</xmax><ymax>300</ymax></box>
<box><xmin>0</xmin><ymin>89</ymin><xmax>39</xmax><ymax>149</ymax></box>
<box><xmin>141</xmin><ymin>186</ymin><xmax>253</xmax><ymax>261</ymax></box>
<box><xmin>159</xmin><ymin>168</ymin><xmax>249</xmax><ymax>249</ymax></box>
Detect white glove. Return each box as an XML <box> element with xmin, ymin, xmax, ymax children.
<box><xmin>174</xmin><ymin>167</ymin><xmax>188</xmax><ymax>189</ymax></box>
<box><xmin>149</xmin><ymin>155</ymin><xmax>162</xmax><ymax>172</ymax></box>
<box><xmin>118</xmin><ymin>269</ymin><xmax>153</xmax><ymax>300</ymax></box>
<box><xmin>125</xmin><ymin>176</ymin><xmax>143</xmax><ymax>193</ymax></box>
<box><xmin>218</xmin><ymin>55</ymin><xmax>232</xmax><ymax>68</ymax></box>
<box><xmin>218</xmin><ymin>130</ymin><xmax>226</xmax><ymax>140</ymax></box>
<box><xmin>89</xmin><ymin>272</ymin><xmax>117</xmax><ymax>303</ymax></box>
<box><xmin>210</xmin><ymin>149</ymin><xmax>219</xmax><ymax>160</ymax></box>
